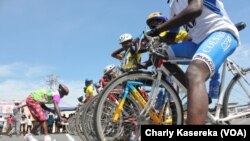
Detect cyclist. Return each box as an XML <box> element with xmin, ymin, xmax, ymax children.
<box><xmin>96</xmin><ymin>64</ymin><xmax>117</xmax><ymax>93</ymax></box>
<box><xmin>25</xmin><ymin>84</ymin><xmax>69</xmax><ymax>141</ymax></box>
<box><xmin>147</xmin><ymin>0</ymin><xmax>240</xmax><ymax>124</ymax></box>
<box><xmin>96</xmin><ymin>64</ymin><xmax>120</xmax><ymax>104</ymax></box>
<box><xmin>145</xmin><ymin>12</ymin><xmax>186</xmax><ymax>118</ymax></box>
<box><xmin>111</xmin><ymin>33</ymin><xmax>142</xmax><ymax>72</ymax></box>
<box><xmin>146</xmin><ymin>11</ymin><xmax>189</xmax><ymax>44</ymax></box>
<box><xmin>83</xmin><ymin>79</ymin><xmax>94</xmax><ymax>103</ymax></box>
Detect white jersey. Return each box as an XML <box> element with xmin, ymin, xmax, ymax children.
<box><xmin>169</xmin><ymin>0</ymin><xmax>240</xmax><ymax>44</ymax></box>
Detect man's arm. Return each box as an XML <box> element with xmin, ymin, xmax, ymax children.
<box><xmin>53</xmin><ymin>101</ymin><xmax>67</xmax><ymax>122</ymax></box>
<box><xmin>111</xmin><ymin>47</ymin><xmax>124</xmax><ymax>60</ymax></box>
<box><xmin>157</xmin><ymin>0</ymin><xmax>203</xmax><ymax>33</ymax></box>
<box><xmin>40</xmin><ymin>103</ymin><xmax>54</xmax><ymax>113</ymax></box>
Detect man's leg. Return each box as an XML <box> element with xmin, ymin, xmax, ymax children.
<box><xmin>42</xmin><ymin>121</ymin><xmax>48</xmax><ymax>135</ymax></box>
<box><xmin>8</xmin><ymin>124</ymin><xmax>15</xmax><ymax>136</ymax></box>
<box><xmin>15</xmin><ymin>121</ymin><xmax>20</xmax><ymax>136</ymax></box>
<box><xmin>31</xmin><ymin>121</ymin><xmax>42</xmax><ymax>135</ymax></box>
<box><xmin>186</xmin><ymin>60</ymin><xmax>210</xmax><ymax>124</ymax></box>
<box><xmin>0</xmin><ymin>127</ymin><xmax>3</xmax><ymax>136</ymax></box>
<box><xmin>186</xmin><ymin>31</ymin><xmax>238</xmax><ymax>124</ymax></box>
<box><xmin>42</xmin><ymin>121</ymin><xmax>52</xmax><ymax>141</ymax></box>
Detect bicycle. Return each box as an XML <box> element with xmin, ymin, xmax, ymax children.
<box><xmin>75</xmin><ymin>66</ymin><xmax>123</xmax><ymax>141</ymax></box>
<box><xmin>77</xmin><ymin>91</ymin><xmax>138</xmax><ymax>141</ymax></box>
<box><xmin>93</xmin><ymin>38</ymin><xmax>184</xmax><ymax>141</ymax></box>
<box><xmin>65</xmin><ymin>113</ymin><xmax>77</xmax><ymax>135</ymax></box>
<box><xmin>93</xmin><ymin>22</ymin><xmax>249</xmax><ymax>141</ymax></box>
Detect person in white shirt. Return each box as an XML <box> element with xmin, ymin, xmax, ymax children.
<box><xmin>26</xmin><ymin>115</ymin><xmax>33</xmax><ymax>134</ymax></box>
<box><xmin>0</xmin><ymin>115</ymin><xmax>5</xmax><ymax>137</ymax></box>
<box><xmin>147</xmin><ymin>0</ymin><xmax>240</xmax><ymax>124</ymax></box>
<box><xmin>20</xmin><ymin>114</ymin><xmax>27</xmax><ymax>135</ymax></box>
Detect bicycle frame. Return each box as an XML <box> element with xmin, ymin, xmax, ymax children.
<box><xmin>158</xmin><ymin>57</ymin><xmax>250</xmax><ymax>124</ymax></box>
<box><xmin>211</xmin><ymin>58</ymin><xmax>250</xmax><ymax>124</ymax></box>
<box><xmin>112</xmin><ymin>81</ymin><xmax>169</xmax><ymax>124</ymax></box>
<box><xmin>113</xmin><ymin>31</ymin><xmax>250</xmax><ymax>125</ymax></box>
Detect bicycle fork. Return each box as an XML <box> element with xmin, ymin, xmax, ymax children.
<box><xmin>112</xmin><ymin>81</ymin><xmax>163</xmax><ymax>124</ymax></box>
<box><xmin>113</xmin><ymin>81</ymin><xmax>144</xmax><ymax>122</ymax></box>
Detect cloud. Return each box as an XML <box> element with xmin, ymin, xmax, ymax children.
<box><xmin>59</xmin><ymin>80</ymin><xmax>85</xmax><ymax>106</ymax></box>
<box><xmin>0</xmin><ymin>62</ymin><xmax>84</xmax><ymax>106</ymax></box>
<box><xmin>0</xmin><ymin>79</ymin><xmax>43</xmax><ymax>101</ymax></box>
<box><xmin>0</xmin><ymin>62</ymin><xmax>54</xmax><ymax>79</ymax></box>
<box><xmin>0</xmin><ymin>78</ymin><xmax>84</xmax><ymax>106</ymax></box>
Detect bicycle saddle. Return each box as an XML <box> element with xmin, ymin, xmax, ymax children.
<box><xmin>235</xmin><ymin>22</ymin><xmax>246</xmax><ymax>31</ymax></box>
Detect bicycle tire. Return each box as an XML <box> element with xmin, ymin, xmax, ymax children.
<box><xmin>94</xmin><ymin>71</ymin><xmax>183</xmax><ymax>141</ymax></box>
<box><xmin>75</xmin><ymin>104</ymin><xmax>87</xmax><ymax>141</ymax></box>
<box><xmin>81</xmin><ymin>95</ymin><xmax>100</xmax><ymax>141</ymax></box>
<box><xmin>96</xmin><ymin>92</ymin><xmax>141</xmax><ymax>141</ymax></box>
<box><xmin>66</xmin><ymin>114</ymin><xmax>77</xmax><ymax>135</ymax></box>
<box><xmin>223</xmin><ymin>68</ymin><xmax>250</xmax><ymax>124</ymax></box>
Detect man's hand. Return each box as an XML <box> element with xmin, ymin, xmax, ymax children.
<box><xmin>60</xmin><ymin>117</ymin><xmax>67</xmax><ymax>123</ymax></box>
<box><xmin>147</xmin><ymin>28</ymin><xmax>160</xmax><ymax>37</ymax></box>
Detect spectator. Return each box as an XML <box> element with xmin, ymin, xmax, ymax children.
<box><xmin>20</xmin><ymin>114</ymin><xmax>27</xmax><ymax>135</ymax></box>
<box><xmin>61</xmin><ymin>114</ymin><xmax>67</xmax><ymax>133</ymax></box>
<box><xmin>0</xmin><ymin>115</ymin><xmax>5</xmax><ymax>137</ymax></box>
<box><xmin>26</xmin><ymin>115</ymin><xmax>33</xmax><ymax>134</ymax></box>
<box><xmin>8</xmin><ymin>102</ymin><xmax>22</xmax><ymax>137</ymax></box>
<box><xmin>55</xmin><ymin>117</ymin><xmax>62</xmax><ymax>133</ymax></box>
<box><xmin>6</xmin><ymin>115</ymin><xmax>15</xmax><ymax>136</ymax></box>
<box><xmin>47</xmin><ymin>115</ymin><xmax>54</xmax><ymax>134</ymax></box>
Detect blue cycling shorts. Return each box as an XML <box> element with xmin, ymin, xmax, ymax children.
<box><xmin>169</xmin><ymin>31</ymin><xmax>238</xmax><ymax>77</ymax></box>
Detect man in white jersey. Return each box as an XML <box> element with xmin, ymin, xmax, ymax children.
<box><xmin>148</xmin><ymin>0</ymin><xmax>240</xmax><ymax>124</ymax></box>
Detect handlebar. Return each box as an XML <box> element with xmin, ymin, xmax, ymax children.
<box><xmin>136</xmin><ymin>21</ymin><xmax>247</xmax><ymax>69</ymax></box>
<box><xmin>143</xmin><ymin>31</ymin><xmax>168</xmax><ymax>60</ymax></box>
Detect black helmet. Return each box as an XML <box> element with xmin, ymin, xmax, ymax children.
<box><xmin>85</xmin><ymin>79</ymin><xmax>93</xmax><ymax>85</ymax></box>
<box><xmin>58</xmin><ymin>83</ymin><xmax>69</xmax><ymax>95</ymax></box>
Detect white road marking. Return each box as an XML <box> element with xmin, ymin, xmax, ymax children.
<box><xmin>65</xmin><ymin>133</ymin><xmax>75</xmax><ymax>141</ymax></box>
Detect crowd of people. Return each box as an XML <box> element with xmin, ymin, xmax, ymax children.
<box><xmin>0</xmin><ymin>108</ymin><xmax>71</xmax><ymax>138</ymax></box>
<box><xmin>0</xmin><ymin>84</ymin><xmax>70</xmax><ymax>141</ymax></box>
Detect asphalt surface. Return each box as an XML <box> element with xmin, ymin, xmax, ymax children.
<box><xmin>0</xmin><ymin>133</ymin><xmax>82</xmax><ymax>141</ymax></box>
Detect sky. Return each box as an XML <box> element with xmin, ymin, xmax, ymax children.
<box><xmin>0</xmin><ymin>0</ymin><xmax>250</xmax><ymax>106</ymax></box>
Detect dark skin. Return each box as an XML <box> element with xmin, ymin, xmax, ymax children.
<box><xmin>154</xmin><ymin>0</ymin><xmax>209</xmax><ymax>124</ymax></box>
<box><xmin>31</xmin><ymin>93</ymin><xmax>67</xmax><ymax>135</ymax></box>
<box><xmin>111</xmin><ymin>40</ymin><xmax>133</xmax><ymax>60</ymax></box>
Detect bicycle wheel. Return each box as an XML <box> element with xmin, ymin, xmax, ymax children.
<box><xmin>81</xmin><ymin>95</ymin><xmax>100</xmax><ymax>141</ymax></box>
<box><xmin>96</xmin><ymin>92</ymin><xmax>141</xmax><ymax>141</ymax></box>
<box><xmin>94</xmin><ymin>71</ymin><xmax>183</xmax><ymax>141</ymax></box>
<box><xmin>223</xmin><ymin>68</ymin><xmax>250</xmax><ymax>124</ymax></box>
<box><xmin>66</xmin><ymin>114</ymin><xmax>77</xmax><ymax>135</ymax></box>
<box><xmin>75</xmin><ymin>104</ymin><xmax>87</xmax><ymax>141</ymax></box>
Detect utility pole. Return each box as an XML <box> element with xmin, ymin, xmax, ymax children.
<box><xmin>46</xmin><ymin>73</ymin><xmax>58</xmax><ymax>90</ymax></box>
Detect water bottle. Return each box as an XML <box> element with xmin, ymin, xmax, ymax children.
<box><xmin>208</xmin><ymin>71</ymin><xmax>220</xmax><ymax>99</ymax></box>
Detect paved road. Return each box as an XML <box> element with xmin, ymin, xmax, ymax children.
<box><xmin>0</xmin><ymin>133</ymin><xmax>82</xmax><ymax>141</ymax></box>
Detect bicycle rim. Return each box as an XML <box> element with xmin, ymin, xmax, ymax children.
<box><xmin>94</xmin><ymin>71</ymin><xmax>183</xmax><ymax>141</ymax></box>
<box><xmin>66</xmin><ymin>114</ymin><xmax>77</xmax><ymax>135</ymax></box>
<box><xmin>223</xmin><ymin>68</ymin><xmax>250</xmax><ymax>124</ymax></box>
<box><xmin>75</xmin><ymin>104</ymin><xmax>87</xmax><ymax>141</ymax></box>
<box><xmin>82</xmin><ymin>95</ymin><xmax>100</xmax><ymax>141</ymax></box>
